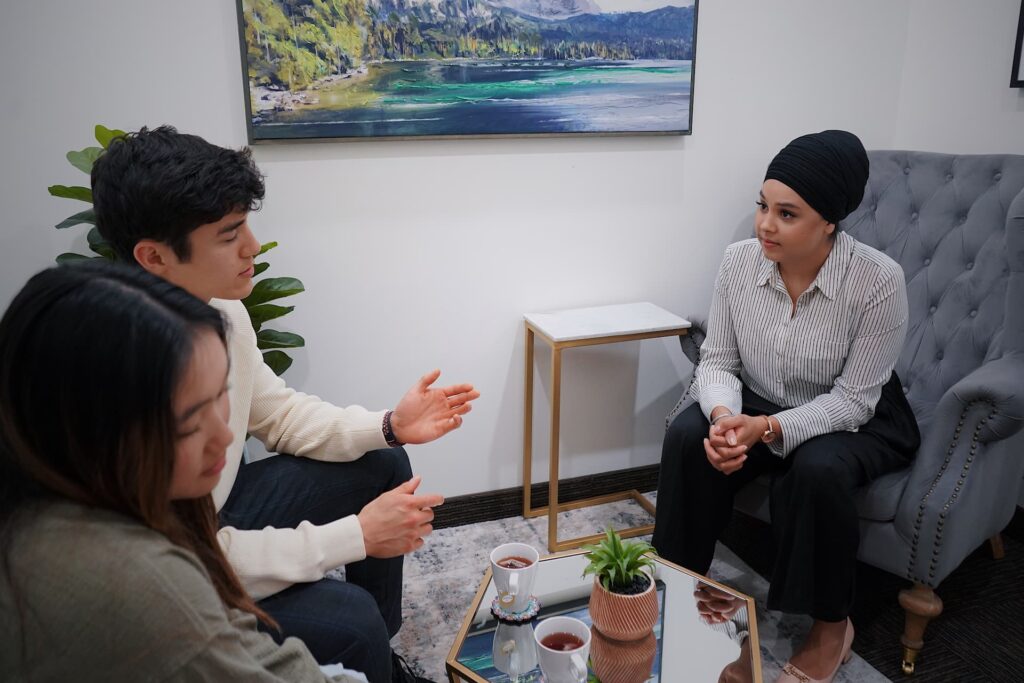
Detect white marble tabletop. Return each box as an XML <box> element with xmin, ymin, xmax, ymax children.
<box><xmin>524</xmin><ymin>302</ymin><xmax>690</xmax><ymax>342</ymax></box>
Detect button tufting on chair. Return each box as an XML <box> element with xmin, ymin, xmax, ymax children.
<box><xmin>924</xmin><ymin>258</ymin><xmax>930</xmax><ymax>265</ymax></box>
<box><xmin>970</xmin><ymin>310</ymin><xmax>977</xmax><ymax>318</ymax></box>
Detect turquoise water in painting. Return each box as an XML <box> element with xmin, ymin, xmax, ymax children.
<box><xmin>253</xmin><ymin>59</ymin><xmax>691</xmax><ymax>139</ymax></box>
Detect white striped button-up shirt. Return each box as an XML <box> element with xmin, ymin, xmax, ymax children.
<box><xmin>690</xmin><ymin>230</ymin><xmax>908</xmax><ymax>457</ymax></box>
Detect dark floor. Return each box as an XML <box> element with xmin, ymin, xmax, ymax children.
<box><xmin>720</xmin><ymin>507</ymin><xmax>1024</xmax><ymax>682</ymax></box>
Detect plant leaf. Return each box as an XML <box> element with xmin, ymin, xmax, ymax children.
<box><xmin>56</xmin><ymin>252</ymin><xmax>93</xmax><ymax>263</ymax></box>
<box><xmin>242</xmin><ymin>276</ymin><xmax>304</xmax><ymax>307</ymax></box>
<box><xmin>55</xmin><ymin>208</ymin><xmax>96</xmax><ymax>230</ymax></box>
<box><xmin>95</xmin><ymin>125</ymin><xmax>127</xmax><ymax>148</ymax></box>
<box><xmin>66</xmin><ymin>147</ymin><xmax>104</xmax><ymax>174</ymax></box>
<box><xmin>86</xmin><ymin>227</ymin><xmax>116</xmax><ymax>260</ymax></box>
<box><xmin>48</xmin><ymin>185</ymin><xmax>93</xmax><ymax>203</ymax></box>
<box><xmin>257</xmin><ymin>329</ymin><xmax>305</xmax><ymax>350</ymax></box>
<box><xmin>258</xmin><ymin>241</ymin><xmax>278</xmax><ymax>255</ymax></box>
<box><xmin>246</xmin><ymin>303</ymin><xmax>294</xmax><ymax>332</ymax></box>
<box><xmin>262</xmin><ymin>350</ymin><xmax>294</xmax><ymax>376</ymax></box>
<box><xmin>253</xmin><ymin>262</ymin><xmax>269</xmax><ymax>276</ymax></box>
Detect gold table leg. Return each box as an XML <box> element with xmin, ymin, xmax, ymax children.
<box><xmin>547</xmin><ymin>345</ymin><xmax>562</xmax><ymax>553</ymax></box>
<box><xmin>522</xmin><ymin>325</ymin><xmax>534</xmax><ymax>518</ymax></box>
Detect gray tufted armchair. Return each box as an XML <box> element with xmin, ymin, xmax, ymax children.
<box><xmin>671</xmin><ymin>151</ymin><xmax>1024</xmax><ymax>674</ymax></box>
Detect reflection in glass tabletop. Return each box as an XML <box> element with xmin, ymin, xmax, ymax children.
<box><xmin>446</xmin><ymin>549</ymin><xmax>762</xmax><ymax>683</ymax></box>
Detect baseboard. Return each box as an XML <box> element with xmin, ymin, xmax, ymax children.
<box><xmin>433</xmin><ymin>464</ymin><xmax>660</xmax><ymax>530</ymax></box>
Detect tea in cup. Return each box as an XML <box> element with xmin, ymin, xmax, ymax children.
<box><xmin>490</xmin><ymin>542</ymin><xmax>539</xmax><ymax>613</ymax></box>
<box><xmin>534</xmin><ymin>615</ymin><xmax>591</xmax><ymax>683</ymax></box>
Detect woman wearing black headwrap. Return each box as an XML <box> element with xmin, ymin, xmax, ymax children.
<box><xmin>653</xmin><ymin>131</ymin><xmax>919</xmax><ymax>683</ymax></box>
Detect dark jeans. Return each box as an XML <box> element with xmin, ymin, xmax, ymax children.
<box><xmin>652</xmin><ymin>374</ymin><xmax>919</xmax><ymax>622</ymax></box>
<box><xmin>219</xmin><ymin>447</ymin><xmax>411</xmax><ymax>683</ymax></box>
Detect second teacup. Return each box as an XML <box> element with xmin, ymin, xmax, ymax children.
<box><xmin>534</xmin><ymin>615</ymin><xmax>591</xmax><ymax>683</ymax></box>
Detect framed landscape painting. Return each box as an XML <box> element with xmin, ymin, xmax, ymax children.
<box><xmin>236</xmin><ymin>0</ymin><xmax>698</xmax><ymax>141</ymax></box>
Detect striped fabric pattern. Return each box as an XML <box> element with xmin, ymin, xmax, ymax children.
<box><xmin>690</xmin><ymin>231</ymin><xmax>908</xmax><ymax>457</ymax></box>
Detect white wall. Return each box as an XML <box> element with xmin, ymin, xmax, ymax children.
<box><xmin>1</xmin><ymin>1</ymin><xmax>1019</xmax><ymax>498</ymax></box>
<box><xmin>893</xmin><ymin>0</ymin><xmax>1024</xmax><ymax>154</ymax></box>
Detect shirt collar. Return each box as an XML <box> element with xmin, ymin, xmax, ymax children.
<box><xmin>754</xmin><ymin>231</ymin><xmax>854</xmax><ymax>301</ymax></box>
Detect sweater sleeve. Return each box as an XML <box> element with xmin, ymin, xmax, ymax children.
<box><xmin>690</xmin><ymin>245</ymin><xmax>744</xmax><ymax>419</ymax></box>
<box><xmin>249</xmin><ymin>357</ymin><xmax>389</xmax><ymax>461</ymax></box>
<box><xmin>218</xmin><ymin>515</ymin><xmax>366</xmax><ymax>600</ymax></box>
<box><xmin>180</xmin><ymin>609</ymin><xmax>367</xmax><ymax>683</ymax></box>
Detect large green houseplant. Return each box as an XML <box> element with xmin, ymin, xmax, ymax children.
<box><xmin>48</xmin><ymin>125</ymin><xmax>305</xmax><ymax>376</ymax></box>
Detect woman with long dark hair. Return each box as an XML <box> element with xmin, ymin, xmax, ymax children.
<box><xmin>0</xmin><ymin>261</ymin><xmax>364</xmax><ymax>681</ymax></box>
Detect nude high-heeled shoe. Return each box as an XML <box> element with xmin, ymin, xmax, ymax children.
<box><xmin>776</xmin><ymin>618</ymin><xmax>854</xmax><ymax>683</ymax></box>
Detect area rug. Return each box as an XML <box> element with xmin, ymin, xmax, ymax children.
<box><xmin>390</xmin><ymin>493</ymin><xmax>890</xmax><ymax>682</ymax></box>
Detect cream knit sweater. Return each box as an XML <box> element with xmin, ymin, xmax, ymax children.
<box><xmin>211</xmin><ymin>299</ymin><xmax>389</xmax><ymax>599</ymax></box>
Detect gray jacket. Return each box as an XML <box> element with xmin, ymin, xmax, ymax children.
<box><xmin>0</xmin><ymin>500</ymin><xmax>363</xmax><ymax>682</ymax></box>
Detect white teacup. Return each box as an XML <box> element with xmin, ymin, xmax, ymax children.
<box><xmin>490</xmin><ymin>542</ymin><xmax>539</xmax><ymax>613</ymax></box>
<box><xmin>491</xmin><ymin>622</ymin><xmax>539</xmax><ymax>680</ymax></box>
<box><xmin>534</xmin><ymin>616</ymin><xmax>591</xmax><ymax>683</ymax></box>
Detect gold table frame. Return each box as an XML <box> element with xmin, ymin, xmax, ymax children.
<box><xmin>444</xmin><ymin>548</ymin><xmax>763</xmax><ymax>683</ymax></box>
<box><xmin>523</xmin><ymin>317</ymin><xmax>689</xmax><ymax>552</ymax></box>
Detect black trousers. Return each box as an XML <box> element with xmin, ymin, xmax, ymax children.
<box><xmin>219</xmin><ymin>447</ymin><xmax>411</xmax><ymax>682</ymax></box>
<box><xmin>652</xmin><ymin>374</ymin><xmax>919</xmax><ymax>621</ymax></box>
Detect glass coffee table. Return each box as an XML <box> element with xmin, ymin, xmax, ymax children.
<box><xmin>446</xmin><ymin>549</ymin><xmax>762</xmax><ymax>683</ymax></box>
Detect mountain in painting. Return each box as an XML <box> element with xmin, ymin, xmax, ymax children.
<box><xmin>485</xmin><ymin>0</ymin><xmax>600</xmax><ymax>20</ymax></box>
<box><xmin>243</xmin><ymin>0</ymin><xmax>694</xmax><ymax>91</ymax></box>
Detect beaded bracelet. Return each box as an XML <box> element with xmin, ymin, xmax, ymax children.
<box><xmin>382</xmin><ymin>410</ymin><xmax>405</xmax><ymax>447</ymax></box>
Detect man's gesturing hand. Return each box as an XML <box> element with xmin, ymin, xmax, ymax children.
<box><xmin>391</xmin><ymin>369</ymin><xmax>480</xmax><ymax>445</ymax></box>
<box><xmin>358</xmin><ymin>475</ymin><xmax>444</xmax><ymax>558</ymax></box>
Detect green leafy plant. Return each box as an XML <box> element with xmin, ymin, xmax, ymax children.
<box><xmin>48</xmin><ymin>124</ymin><xmax>306</xmax><ymax>376</ymax></box>
<box><xmin>582</xmin><ymin>527</ymin><xmax>656</xmax><ymax>593</ymax></box>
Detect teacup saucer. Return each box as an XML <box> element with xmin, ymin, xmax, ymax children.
<box><xmin>491</xmin><ymin>595</ymin><xmax>541</xmax><ymax>623</ymax></box>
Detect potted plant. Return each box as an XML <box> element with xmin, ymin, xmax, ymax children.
<box><xmin>582</xmin><ymin>527</ymin><xmax>659</xmax><ymax>643</ymax></box>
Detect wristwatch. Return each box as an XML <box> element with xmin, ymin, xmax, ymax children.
<box><xmin>760</xmin><ymin>415</ymin><xmax>777</xmax><ymax>444</ymax></box>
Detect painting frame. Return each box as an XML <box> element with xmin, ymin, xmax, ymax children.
<box><xmin>1013</xmin><ymin>2</ymin><xmax>1024</xmax><ymax>87</ymax></box>
<box><xmin>234</xmin><ymin>0</ymin><xmax>699</xmax><ymax>143</ymax></box>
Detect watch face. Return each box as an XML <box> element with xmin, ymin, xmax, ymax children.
<box><xmin>761</xmin><ymin>432</ymin><xmax>777</xmax><ymax>444</ymax></box>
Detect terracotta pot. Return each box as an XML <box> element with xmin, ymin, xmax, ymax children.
<box><xmin>590</xmin><ymin>628</ymin><xmax>657</xmax><ymax>683</ymax></box>
<box><xmin>587</xmin><ymin>570</ymin><xmax>658</xmax><ymax>642</ymax></box>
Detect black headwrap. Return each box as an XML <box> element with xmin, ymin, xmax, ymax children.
<box><xmin>764</xmin><ymin>130</ymin><xmax>869</xmax><ymax>225</ymax></box>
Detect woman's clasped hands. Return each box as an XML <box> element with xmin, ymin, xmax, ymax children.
<box><xmin>703</xmin><ymin>414</ymin><xmax>766</xmax><ymax>475</ymax></box>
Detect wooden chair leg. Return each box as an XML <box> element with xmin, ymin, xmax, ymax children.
<box><xmin>989</xmin><ymin>533</ymin><xmax>1005</xmax><ymax>560</ymax></box>
<box><xmin>898</xmin><ymin>584</ymin><xmax>943</xmax><ymax>675</ymax></box>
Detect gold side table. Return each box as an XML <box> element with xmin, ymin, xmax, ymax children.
<box><xmin>523</xmin><ymin>302</ymin><xmax>690</xmax><ymax>552</ymax></box>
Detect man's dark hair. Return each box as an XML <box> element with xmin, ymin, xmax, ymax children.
<box><xmin>91</xmin><ymin>125</ymin><xmax>265</xmax><ymax>263</ymax></box>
